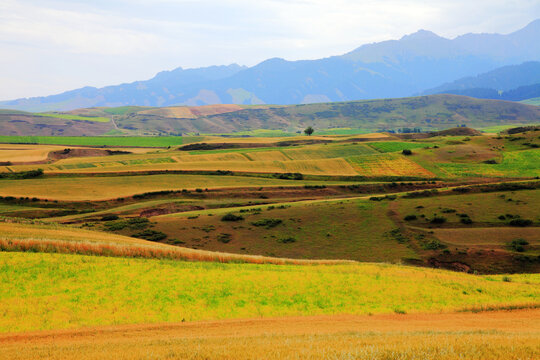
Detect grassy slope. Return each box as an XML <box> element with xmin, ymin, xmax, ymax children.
<box><xmin>0</xmin><ymin>251</ymin><xmax>538</xmax><ymax>333</ymax></box>
<box><xmin>153</xmin><ymin>198</ymin><xmax>417</xmax><ymax>262</ymax></box>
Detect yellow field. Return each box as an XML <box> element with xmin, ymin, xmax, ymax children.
<box><xmin>138</xmin><ymin>106</ymin><xmax>196</xmax><ymax>119</ymax></box>
<box><xmin>0</xmin><ymin>144</ymin><xmax>70</xmax><ymax>163</ymax></box>
<box><xmin>348</xmin><ymin>154</ymin><xmax>436</xmax><ymax>177</ymax></box>
<box><xmin>242</xmin><ymin>150</ymin><xmax>290</xmax><ymax>161</ymax></box>
<box><xmin>0</xmin><ymin>174</ymin><xmax>348</xmax><ymax>200</ymax></box>
<box><xmin>35</xmin><ymin>157</ymin><xmax>360</xmax><ymax>175</ymax></box>
<box><xmin>2</xmin><ymin>310</ymin><xmax>539</xmax><ymax>360</ymax></box>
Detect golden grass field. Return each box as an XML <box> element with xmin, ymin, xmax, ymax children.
<box><xmin>1</xmin><ymin>310</ymin><xmax>539</xmax><ymax>360</ymax></box>
<box><xmin>0</xmin><ymin>174</ymin><xmax>350</xmax><ymax>200</ymax></box>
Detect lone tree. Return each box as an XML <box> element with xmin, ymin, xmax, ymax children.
<box><xmin>304</xmin><ymin>126</ymin><xmax>314</xmax><ymax>136</ymax></box>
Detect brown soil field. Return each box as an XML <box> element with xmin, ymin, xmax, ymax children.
<box><xmin>1</xmin><ymin>310</ymin><xmax>538</xmax><ymax>359</ymax></box>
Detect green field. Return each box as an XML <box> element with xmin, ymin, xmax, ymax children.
<box><xmin>437</xmin><ymin>149</ymin><xmax>540</xmax><ymax>178</ymax></box>
<box><xmin>37</xmin><ymin>113</ymin><xmax>110</xmax><ymax>123</ymax></box>
<box><xmin>0</xmin><ymin>136</ymin><xmax>202</xmax><ymax>147</ymax></box>
<box><xmin>369</xmin><ymin>141</ymin><xmax>436</xmax><ymax>153</ymax></box>
<box><xmin>1</xmin><ymin>251</ymin><xmax>537</xmax><ymax>333</ymax></box>
<box><xmin>521</xmin><ymin>97</ymin><xmax>540</xmax><ymax>106</ymax></box>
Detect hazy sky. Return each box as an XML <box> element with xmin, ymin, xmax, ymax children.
<box><xmin>1</xmin><ymin>0</ymin><xmax>539</xmax><ymax>100</ymax></box>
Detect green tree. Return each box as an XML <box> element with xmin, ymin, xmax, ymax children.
<box><xmin>304</xmin><ymin>126</ymin><xmax>314</xmax><ymax>136</ymax></box>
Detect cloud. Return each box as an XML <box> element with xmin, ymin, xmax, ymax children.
<box><xmin>1</xmin><ymin>0</ymin><xmax>539</xmax><ymax>99</ymax></box>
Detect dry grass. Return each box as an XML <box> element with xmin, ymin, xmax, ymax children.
<box><xmin>1</xmin><ymin>310</ymin><xmax>539</xmax><ymax>359</ymax></box>
<box><xmin>433</xmin><ymin>227</ymin><xmax>540</xmax><ymax>246</ymax></box>
<box><xmin>0</xmin><ymin>144</ymin><xmax>68</xmax><ymax>163</ymax></box>
<box><xmin>0</xmin><ymin>222</ymin><xmax>349</xmax><ymax>265</ymax></box>
<box><xmin>348</xmin><ymin>154</ymin><xmax>435</xmax><ymax>177</ymax></box>
<box><xmin>0</xmin><ymin>174</ymin><xmax>344</xmax><ymax>200</ymax></box>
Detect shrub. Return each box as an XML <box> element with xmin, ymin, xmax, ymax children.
<box><xmin>278</xmin><ymin>237</ymin><xmax>296</xmax><ymax>244</ymax></box>
<box><xmin>510</xmin><ymin>239</ymin><xmax>529</xmax><ymax>252</ymax></box>
<box><xmin>509</xmin><ymin>219</ymin><xmax>532</xmax><ymax>227</ymax></box>
<box><xmin>101</xmin><ymin>215</ymin><xmax>119</xmax><ymax>221</ymax></box>
<box><xmin>133</xmin><ymin>230</ymin><xmax>167</xmax><ymax>241</ymax></box>
<box><xmin>460</xmin><ymin>217</ymin><xmax>473</xmax><ymax>224</ymax></box>
<box><xmin>217</xmin><ymin>233</ymin><xmax>232</xmax><ymax>243</ymax></box>
<box><xmin>422</xmin><ymin>239</ymin><xmax>446</xmax><ymax>250</ymax></box>
<box><xmin>430</xmin><ymin>216</ymin><xmax>447</xmax><ymax>224</ymax></box>
<box><xmin>404</xmin><ymin>214</ymin><xmax>417</xmax><ymax>221</ymax></box>
<box><xmin>221</xmin><ymin>213</ymin><xmax>244</xmax><ymax>222</ymax></box>
<box><xmin>402</xmin><ymin>149</ymin><xmax>412</xmax><ymax>155</ymax></box>
<box><xmin>251</xmin><ymin>218</ymin><xmax>283</xmax><ymax>229</ymax></box>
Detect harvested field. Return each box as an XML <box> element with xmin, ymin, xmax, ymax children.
<box><xmin>0</xmin><ymin>174</ymin><xmax>347</xmax><ymax>200</ymax></box>
<box><xmin>1</xmin><ymin>310</ymin><xmax>539</xmax><ymax>360</ymax></box>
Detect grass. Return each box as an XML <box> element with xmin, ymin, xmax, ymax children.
<box><xmin>369</xmin><ymin>141</ymin><xmax>436</xmax><ymax>153</ymax></box>
<box><xmin>154</xmin><ymin>199</ymin><xmax>417</xmax><ymax>262</ymax></box>
<box><xmin>347</xmin><ymin>153</ymin><xmax>435</xmax><ymax>177</ymax></box>
<box><xmin>437</xmin><ymin>150</ymin><xmax>540</xmax><ymax>178</ymax></box>
<box><xmin>41</xmin><ymin>157</ymin><xmax>360</xmax><ymax>176</ymax></box>
<box><xmin>2</xmin><ymin>311</ymin><xmax>539</xmax><ymax>360</ymax></box>
<box><xmin>0</xmin><ymin>136</ymin><xmax>203</xmax><ymax>148</ymax></box>
<box><xmin>0</xmin><ymin>251</ymin><xmax>538</xmax><ymax>333</ymax></box>
<box><xmin>0</xmin><ymin>221</ymin><xmax>347</xmax><ymax>266</ymax></box>
<box><xmin>397</xmin><ymin>189</ymin><xmax>540</xmax><ymax>225</ymax></box>
<box><xmin>37</xmin><ymin>113</ymin><xmax>110</xmax><ymax>123</ymax></box>
<box><xmin>0</xmin><ymin>174</ymin><xmax>350</xmax><ymax>200</ymax></box>
<box><xmin>521</xmin><ymin>97</ymin><xmax>540</xmax><ymax>106</ymax></box>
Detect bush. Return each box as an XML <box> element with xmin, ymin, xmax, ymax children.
<box><xmin>251</xmin><ymin>218</ymin><xmax>283</xmax><ymax>228</ymax></box>
<box><xmin>430</xmin><ymin>216</ymin><xmax>447</xmax><ymax>224</ymax></box>
<box><xmin>133</xmin><ymin>230</ymin><xmax>167</xmax><ymax>241</ymax></box>
<box><xmin>217</xmin><ymin>233</ymin><xmax>232</xmax><ymax>243</ymax></box>
<box><xmin>101</xmin><ymin>215</ymin><xmax>119</xmax><ymax>221</ymax></box>
<box><xmin>460</xmin><ymin>217</ymin><xmax>473</xmax><ymax>224</ymax></box>
<box><xmin>402</xmin><ymin>149</ymin><xmax>412</xmax><ymax>155</ymax></box>
<box><xmin>509</xmin><ymin>219</ymin><xmax>532</xmax><ymax>227</ymax></box>
<box><xmin>404</xmin><ymin>214</ymin><xmax>417</xmax><ymax>221</ymax></box>
<box><xmin>422</xmin><ymin>239</ymin><xmax>446</xmax><ymax>250</ymax></box>
<box><xmin>510</xmin><ymin>238</ymin><xmax>529</xmax><ymax>252</ymax></box>
<box><xmin>278</xmin><ymin>237</ymin><xmax>296</xmax><ymax>244</ymax></box>
<box><xmin>221</xmin><ymin>213</ymin><xmax>244</xmax><ymax>222</ymax></box>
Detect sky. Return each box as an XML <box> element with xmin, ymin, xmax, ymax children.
<box><xmin>1</xmin><ymin>0</ymin><xmax>540</xmax><ymax>100</ymax></box>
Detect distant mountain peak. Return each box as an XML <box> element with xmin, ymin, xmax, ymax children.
<box><xmin>513</xmin><ymin>18</ymin><xmax>540</xmax><ymax>34</ymax></box>
<box><xmin>401</xmin><ymin>29</ymin><xmax>443</xmax><ymax>41</ymax></box>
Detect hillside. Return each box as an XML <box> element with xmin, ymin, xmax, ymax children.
<box><xmin>1</xmin><ymin>95</ymin><xmax>540</xmax><ymax>136</ymax></box>
<box><xmin>2</xmin><ymin>20</ymin><xmax>540</xmax><ymax>112</ymax></box>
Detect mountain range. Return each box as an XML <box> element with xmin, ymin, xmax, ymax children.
<box><xmin>1</xmin><ymin>20</ymin><xmax>540</xmax><ymax>112</ymax></box>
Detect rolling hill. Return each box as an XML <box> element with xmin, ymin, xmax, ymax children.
<box><xmin>1</xmin><ymin>20</ymin><xmax>540</xmax><ymax>112</ymax></box>
<box><xmin>1</xmin><ymin>94</ymin><xmax>539</xmax><ymax>136</ymax></box>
